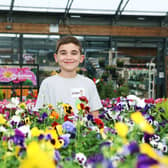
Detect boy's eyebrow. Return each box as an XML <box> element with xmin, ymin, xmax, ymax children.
<box><xmin>59</xmin><ymin>49</ymin><xmax>80</xmax><ymax>53</ymax></box>
<box><xmin>59</xmin><ymin>49</ymin><xmax>66</xmax><ymax>52</ymax></box>
<box><xmin>71</xmin><ymin>49</ymin><xmax>79</xmax><ymax>52</ymax></box>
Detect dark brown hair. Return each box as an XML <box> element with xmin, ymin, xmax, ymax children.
<box><xmin>56</xmin><ymin>36</ymin><xmax>82</xmax><ymax>54</ymax></box>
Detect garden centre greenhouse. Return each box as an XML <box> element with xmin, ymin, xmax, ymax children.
<box><xmin>0</xmin><ymin>0</ymin><xmax>168</xmax><ymax>167</ymax></box>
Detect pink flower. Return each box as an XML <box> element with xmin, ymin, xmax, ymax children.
<box><xmin>155</xmin><ymin>98</ymin><xmax>164</xmax><ymax>104</ymax></box>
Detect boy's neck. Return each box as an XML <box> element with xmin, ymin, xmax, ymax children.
<box><xmin>59</xmin><ymin>71</ymin><xmax>77</xmax><ymax>78</ymax></box>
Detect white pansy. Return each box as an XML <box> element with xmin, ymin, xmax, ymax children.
<box><xmin>18</xmin><ymin>125</ymin><xmax>30</xmax><ymax>137</ymax></box>
<box><xmin>75</xmin><ymin>152</ymin><xmax>87</xmax><ymax>166</ymax></box>
<box><xmin>0</xmin><ymin>126</ymin><xmax>7</xmax><ymax>132</ymax></box>
<box><xmin>15</xmin><ymin>108</ymin><xmax>24</xmax><ymax>115</ymax></box>
<box><xmin>6</xmin><ymin>103</ymin><xmax>17</xmax><ymax>109</ymax></box>
<box><xmin>11</xmin><ymin>97</ymin><xmax>20</xmax><ymax>106</ymax></box>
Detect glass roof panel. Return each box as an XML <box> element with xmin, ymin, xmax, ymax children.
<box><xmin>0</xmin><ymin>0</ymin><xmax>167</xmax><ymax>16</ymax></box>
<box><xmin>0</xmin><ymin>0</ymin><xmax>11</xmax><ymax>10</ymax></box>
<box><xmin>123</xmin><ymin>0</ymin><xmax>168</xmax><ymax>16</ymax></box>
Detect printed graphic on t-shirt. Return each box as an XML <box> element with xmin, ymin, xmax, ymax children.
<box><xmin>71</xmin><ymin>88</ymin><xmax>85</xmax><ymax>98</ymax></box>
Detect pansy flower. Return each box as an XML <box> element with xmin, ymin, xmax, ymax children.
<box><xmin>42</xmin><ymin>112</ymin><xmax>48</xmax><ymax>120</ymax></box>
<box><xmin>140</xmin><ymin>143</ymin><xmax>159</xmax><ymax>160</ymax></box>
<box><xmin>11</xmin><ymin>129</ymin><xmax>25</xmax><ymax>147</ymax></box>
<box><xmin>114</xmin><ymin>122</ymin><xmax>128</xmax><ymax>138</ymax></box>
<box><xmin>0</xmin><ymin>114</ymin><xmax>7</xmax><ymax>125</ymax></box>
<box><xmin>50</xmin><ymin>110</ymin><xmax>59</xmax><ymax>119</ymax></box>
<box><xmin>93</xmin><ymin>118</ymin><xmax>104</xmax><ymax>129</ymax></box>
<box><xmin>62</xmin><ymin>121</ymin><xmax>76</xmax><ymax>134</ymax></box>
<box><xmin>79</xmin><ymin>96</ymin><xmax>88</xmax><ymax>104</ymax></box>
<box><xmin>54</xmin><ymin>150</ymin><xmax>61</xmax><ymax>163</ymax></box>
<box><xmin>19</xmin><ymin>102</ymin><xmax>27</xmax><ymax>110</ymax></box>
<box><xmin>45</xmin><ymin>128</ymin><xmax>64</xmax><ymax>149</ymax></box>
<box><xmin>59</xmin><ymin>134</ymin><xmax>70</xmax><ymax>148</ymax></box>
<box><xmin>31</xmin><ymin>127</ymin><xmax>44</xmax><ymax>137</ymax></box>
<box><xmin>131</xmin><ymin>111</ymin><xmax>154</xmax><ymax>135</ymax></box>
<box><xmin>20</xmin><ymin>141</ymin><xmax>55</xmax><ymax>168</ymax></box>
<box><xmin>127</xmin><ymin>141</ymin><xmax>140</xmax><ymax>154</ymax></box>
<box><xmin>62</xmin><ymin>104</ymin><xmax>73</xmax><ymax>115</ymax></box>
<box><xmin>136</xmin><ymin>154</ymin><xmax>158</xmax><ymax>168</ymax></box>
<box><xmin>51</xmin><ymin>121</ymin><xmax>59</xmax><ymax>128</ymax></box>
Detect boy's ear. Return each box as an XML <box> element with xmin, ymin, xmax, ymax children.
<box><xmin>80</xmin><ymin>55</ymin><xmax>85</xmax><ymax>63</ymax></box>
<box><xmin>54</xmin><ymin>53</ymin><xmax>58</xmax><ymax>63</ymax></box>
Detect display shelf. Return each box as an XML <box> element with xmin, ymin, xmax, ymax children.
<box><xmin>119</xmin><ymin>63</ymin><xmax>156</xmax><ymax>98</ymax></box>
<box><xmin>127</xmin><ymin>68</ymin><xmax>149</xmax><ymax>97</ymax></box>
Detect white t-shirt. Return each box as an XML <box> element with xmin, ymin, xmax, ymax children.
<box><xmin>35</xmin><ymin>74</ymin><xmax>102</xmax><ymax>114</ymax></box>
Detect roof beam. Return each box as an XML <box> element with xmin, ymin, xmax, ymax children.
<box><xmin>63</xmin><ymin>0</ymin><xmax>74</xmax><ymax>22</ymax></box>
<box><xmin>113</xmin><ymin>0</ymin><xmax>130</xmax><ymax>23</ymax></box>
<box><xmin>162</xmin><ymin>12</ymin><xmax>168</xmax><ymax>27</ymax></box>
<box><xmin>7</xmin><ymin>0</ymin><xmax>15</xmax><ymax>22</ymax></box>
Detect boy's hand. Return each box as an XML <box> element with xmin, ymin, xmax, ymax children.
<box><xmin>91</xmin><ymin>110</ymin><xmax>99</xmax><ymax>118</ymax></box>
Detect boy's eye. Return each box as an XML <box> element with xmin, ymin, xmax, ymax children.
<box><xmin>59</xmin><ymin>51</ymin><xmax>66</xmax><ymax>55</ymax></box>
<box><xmin>71</xmin><ymin>51</ymin><xmax>78</xmax><ymax>55</ymax></box>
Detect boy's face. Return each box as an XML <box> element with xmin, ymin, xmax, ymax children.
<box><xmin>54</xmin><ymin>43</ymin><xmax>84</xmax><ymax>73</ymax></box>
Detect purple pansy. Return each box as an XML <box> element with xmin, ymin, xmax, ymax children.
<box><xmin>136</xmin><ymin>154</ymin><xmax>158</xmax><ymax>168</ymax></box>
<box><xmin>127</xmin><ymin>141</ymin><xmax>139</xmax><ymax>154</ymax></box>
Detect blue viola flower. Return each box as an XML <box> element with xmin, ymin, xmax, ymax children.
<box><xmin>59</xmin><ymin>134</ymin><xmax>70</xmax><ymax>148</ymax></box>
<box><xmin>62</xmin><ymin>121</ymin><xmax>76</xmax><ymax>134</ymax></box>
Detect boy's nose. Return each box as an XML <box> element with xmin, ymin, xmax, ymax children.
<box><xmin>66</xmin><ymin>53</ymin><xmax>73</xmax><ymax>58</ymax></box>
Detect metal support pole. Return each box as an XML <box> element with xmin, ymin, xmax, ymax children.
<box><xmin>19</xmin><ymin>34</ymin><xmax>23</xmax><ymax>101</ymax></box>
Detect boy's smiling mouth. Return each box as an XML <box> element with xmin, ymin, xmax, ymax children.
<box><xmin>64</xmin><ymin>60</ymin><xmax>75</xmax><ymax>64</ymax></box>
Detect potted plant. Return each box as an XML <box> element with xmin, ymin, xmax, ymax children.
<box><xmin>98</xmin><ymin>58</ymin><xmax>106</xmax><ymax>68</ymax></box>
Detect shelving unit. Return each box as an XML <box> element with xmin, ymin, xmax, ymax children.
<box><xmin>120</xmin><ymin>63</ymin><xmax>156</xmax><ymax>98</ymax></box>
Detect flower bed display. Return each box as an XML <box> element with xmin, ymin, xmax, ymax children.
<box><xmin>0</xmin><ymin>96</ymin><xmax>168</xmax><ymax>168</ymax></box>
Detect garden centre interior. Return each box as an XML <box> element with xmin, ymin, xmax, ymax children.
<box><xmin>0</xmin><ymin>0</ymin><xmax>168</xmax><ymax>101</ymax></box>
<box><xmin>1</xmin><ymin>1</ymin><xmax>168</xmax><ymax>168</ymax></box>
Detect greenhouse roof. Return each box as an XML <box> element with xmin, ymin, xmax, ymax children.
<box><xmin>0</xmin><ymin>0</ymin><xmax>167</xmax><ymax>16</ymax></box>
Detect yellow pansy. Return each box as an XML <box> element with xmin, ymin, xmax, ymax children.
<box><xmin>31</xmin><ymin>127</ymin><xmax>44</xmax><ymax>137</ymax></box>
<box><xmin>159</xmin><ymin>156</ymin><xmax>168</xmax><ymax>166</ymax></box>
<box><xmin>0</xmin><ymin>114</ymin><xmax>6</xmax><ymax>125</ymax></box>
<box><xmin>140</xmin><ymin>143</ymin><xmax>159</xmax><ymax>160</ymax></box>
<box><xmin>139</xmin><ymin>121</ymin><xmax>154</xmax><ymax>134</ymax></box>
<box><xmin>24</xmin><ymin>117</ymin><xmax>31</xmax><ymax>125</ymax></box>
<box><xmin>19</xmin><ymin>102</ymin><xmax>27</xmax><ymax>110</ymax></box>
<box><xmin>131</xmin><ymin>111</ymin><xmax>146</xmax><ymax>124</ymax></box>
<box><xmin>62</xmin><ymin>103</ymin><xmax>73</xmax><ymax>115</ymax></box>
<box><xmin>114</xmin><ymin>122</ymin><xmax>128</xmax><ymax>138</ymax></box>
<box><xmin>131</xmin><ymin>111</ymin><xmax>154</xmax><ymax>134</ymax></box>
<box><xmin>20</xmin><ymin>141</ymin><xmax>55</xmax><ymax>168</ymax></box>
<box><xmin>39</xmin><ymin>140</ymin><xmax>54</xmax><ymax>158</ymax></box>
<box><xmin>45</xmin><ymin>128</ymin><xmax>58</xmax><ymax>139</ymax></box>
<box><xmin>45</xmin><ymin>128</ymin><xmax>64</xmax><ymax>149</ymax></box>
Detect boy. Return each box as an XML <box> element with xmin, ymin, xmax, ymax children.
<box><xmin>35</xmin><ymin>36</ymin><xmax>102</xmax><ymax>118</ymax></box>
